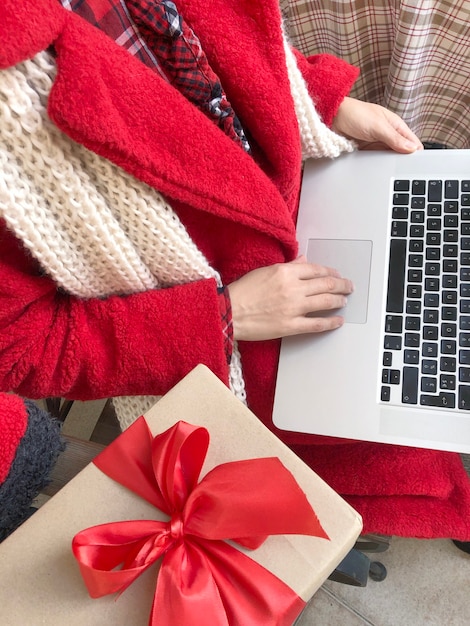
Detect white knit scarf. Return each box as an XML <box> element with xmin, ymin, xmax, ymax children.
<box><xmin>0</xmin><ymin>38</ymin><xmax>354</xmax><ymax>430</ymax></box>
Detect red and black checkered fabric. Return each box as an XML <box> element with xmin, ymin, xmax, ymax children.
<box><xmin>61</xmin><ymin>0</ymin><xmax>250</xmax><ymax>151</ymax></box>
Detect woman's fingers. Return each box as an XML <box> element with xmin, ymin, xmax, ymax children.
<box><xmin>228</xmin><ymin>261</ymin><xmax>354</xmax><ymax>341</ymax></box>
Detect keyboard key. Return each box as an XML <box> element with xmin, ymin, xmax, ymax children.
<box><xmin>440</xmin><ymin>356</ymin><xmax>456</xmax><ymax>372</ymax></box>
<box><xmin>461</xmin><ymin>269</ymin><xmax>470</xmax><ymax>281</ymax></box>
<box><xmin>459</xmin><ymin>350</ymin><xmax>470</xmax><ymax>365</ymax></box>
<box><xmin>459</xmin><ymin>368</ymin><xmax>470</xmax><ymax>383</ymax></box>
<box><xmin>462</xmin><ymin>208</ymin><xmax>470</xmax><ymax>220</ymax></box>
<box><xmin>426</xmin><ymin>247</ymin><xmax>440</xmax><ymax>261</ymax></box>
<box><xmin>428</xmin><ymin>180</ymin><xmax>442</xmax><ymax>202</ymax></box>
<box><xmin>412</xmin><ymin>180</ymin><xmax>426</xmax><ymax>195</ymax></box>
<box><xmin>422</xmin><ymin>342</ymin><xmax>438</xmax><ymax>357</ymax></box>
<box><xmin>381</xmin><ymin>386</ymin><xmax>391</xmax><ymax>402</ymax></box>
<box><xmin>411</xmin><ymin>197</ymin><xmax>426</xmax><ymax>209</ymax></box>
<box><xmin>441</xmin><ymin>322</ymin><xmax>457</xmax><ymax>337</ymax></box>
<box><xmin>421</xmin><ymin>392</ymin><xmax>455</xmax><ymax>409</ymax></box>
<box><xmin>461</xmin><ymin>252</ymin><xmax>470</xmax><ymax>265</ymax></box>
<box><xmin>424</xmin><ymin>293</ymin><xmax>439</xmax><ymax>307</ymax></box>
<box><xmin>407</xmin><ymin>284</ymin><xmax>422</xmax><ymax>298</ymax></box>
<box><xmin>462</xmin><ymin>195</ymin><xmax>470</xmax><ymax>206</ymax></box>
<box><xmin>443</xmin><ymin>245</ymin><xmax>458</xmax><ymax>258</ymax></box>
<box><xmin>393</xmin><ymin>193</ymin><xmax>410</xmax><ymax>205</ymax></box>
<box><xmin>461</xmin><ymin>284</ymin><xmax>470</xmax><ymax>298</ymax></box>
<box><xmin>383</xmin><ymin>351</ymin><xmax>392</xmax><ymax>366</ymax></box>
<box><xmin>404</xmin><ymin>349</ymin><xmax>419</xmax><ymax>364</ymax></box>
<box><xmin>442</xmin><ymin>275</ymin><xmax>457</xmax><ymax>289</ymax></box>
<box><xmin>421</xmin><ymin>377</ymin><xmax>437</xmax><ymax>393</ymax></box>
<box><xmin>423</xmin><ymin>325</ymin><xmax>438</xmax><ymax>340</ymax></box>
<box><xmin>441</xmin><ymin>307</ymin><xmax>457</xmax><ymax>321</ymax></box>
<box><xmin>394</xmin><ymin>180</ymin><xmax>410</xmax><ymax>191</ymax></box>
<box><xmin>460</xmin><ymin>301</ymin><xmax>470</xmax><ymax>314</ymax></box>
<box><xmin>425</xmin><ymin>262</ymin><xmax>440</xmax><ymax>275</ymax></box>
<box><xmin>458</xmin><ymin>386</ymin><xmax>470</xmax><ymax>410</ymax></box>
<box><xmin>402</xmin><ymin>367</ymin><xmax>418</xmax><ymax>404</ymax></box>
<box><xmin>406</xmin><ymin>301</ymin><xmax>422</xmax><ymax>315</ymax></box>
<box><xmin>405</xmin><ymin>332</ymin><xmax>420</xmax><ymax>348</ymax></box>
<box><xmin>427</xmin><ymin>217</ymin><xmax>441</xmax><ymax>230</ymax></box>
<box><xmin>391</xmin><ymin>221</ymin><xmax>407</xmax><ymax>237</ymax></box>
<box><xmin>443</xmin><ymin>259</ymin><xmax>457</xmax><ymax>272</ymax></box>
<box><xmin>422</xmin><ymin>359</ymin><xmax>438</xmax><ymax>375</ymax></box>
<box><xmin>409</xmin><ymin>239</ymin><xmax>424</xmax><ymax>253</ymax></box>
<box><xmin>460</xmin><ymin>333</ymin><xmax>470</xmax><ymax>347</ymax></box>
<box><xmin>425</xmin><ymin>277</ymin><xmax>439</xmax><ymax>291</ymax></box>
<box><xmin>442</xmin><ymin>291</ymin><xmax>457</xmax><ymax>305</ymax></box>
<box><xmin>461</xmin><ymin>238</ymin><xmax>470</xmax><ymax>250</ymax></box>
<box><xmin>427</xmin><ymin>204</ymin><xmax>441</xmax><ymax>216</ymax></box>
<box><xmin>444</xmin><ymin>215</ymin><xmax>458</xmax><ymax>228</ymax></box>
<box><xmin>444</xmin><ymin>180</ymin><xmax>459</xmax><ymax>199</ymax></box>
<box><xmin>385</xmin><ymin>315</ymin><xmax>403</xmax><ymax>333</ymax></box>
<box><xmin>410</xmin><ymin>225</ymin><xmax>425</xmax><ymax>237</ymax></box>
<box><xmin>405</xmin><ymin>316</ymin><xmax>420</xmax><ymax>331</ymax></box>
<box><xmin>409</xmin><ymin>254</ymin><xmax>423</xmax><ymax>267</ymax></box>
<box><xmin>462</xmin><ymin>181</ymin><xmax>470</xmax><ymax>192</ymax></box>
<box><xmin>426</xmin><ymin>232</ymin><xmax>441</xmax><ymax>245</ymax></box>
<box><xmin>444</xmin><ymin>201</ymin><xmax>458</xmax><ymax>213</ymax></box>
<box><xmin>441</xmin><ymin>339</ymin><xmax>456</xmax><ymax>354</ymax></box>
<box><xmin>386</xmin><ymin>239</ymin><xmax>406</xmax><ymax>313</ymax></box>
<box><xmin>440</xmin><ymin>374</ymin><xmax>456</xmax><ymax>390</ymax></box>
<box><xmin>443</xmin><ymin>229</ymin><xmax>458</xmax><ymax>242</ymax></box>
<box><xmin>384</xmin><ymin>335</ymin><xmax>402</xmax><ymax>350</ymax></box>
<box><xmin>461</xmin><ymin>223</ymin><xmax>470</xmax><ymax>236</ymax></box>
<box><xmin>408</xmin><ymin>269</ymin><xmax>423</xmax><ymax>283</ymax></box>
<box><xmin>424</xmin><ymin>309</ymin><xmax>439</xmax><ymax>324</ymax></box>
<box><xmin>460</xmin><ymin>316</ymin><xmax>470</xmax><ymax>330</ymax></box>
<box><xmin>392</xmin><ymin>206</ymin><xmax>408</xmax><ymax>219</ymax></box>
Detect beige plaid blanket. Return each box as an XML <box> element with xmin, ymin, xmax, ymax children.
<box><xmin>282</xmin><ymin>0</ymin><xmax>470</xmax><ymax>148</ymax></box>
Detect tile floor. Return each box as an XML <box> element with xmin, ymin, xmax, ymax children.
<box><xmin>38</xmin><ymin>399</ymin><xmax>470</xmax><ymax>626</ymax></box>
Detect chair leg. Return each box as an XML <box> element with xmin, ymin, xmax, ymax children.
<box><xmin>44</xmin><ymin>398</ymin><xmax>75</xmax><ymax>422</ymax></box>
<box><xmin>328</xmin><ymin>549</ymin><xmax>371</xmax><ymax>587</ymax></box>
<box><xmin>354</xmin><ymin>533</ymin><xmax>391</xmax><ymax>553</ymax></box>
<box><xmin>452</xmin><ymin>540</ymin><xmax>470</xmax><ymax>554</ymax></box>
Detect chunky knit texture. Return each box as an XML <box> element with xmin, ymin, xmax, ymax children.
<box><xmin>0</xmin><ymin>38</ymin><xmax>354</xmax><ymax>430</ymax></box>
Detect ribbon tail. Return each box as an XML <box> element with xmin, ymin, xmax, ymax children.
<box><xmin>151</xmin><ymin>540</ymin><xmax>305</xmax><ymax>626</ymax></box>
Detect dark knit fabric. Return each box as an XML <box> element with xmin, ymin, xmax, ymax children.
<box><xmin>0</xmin><ymin>401</ymin><xmax>64</xmax><ymax>542</ymax></box>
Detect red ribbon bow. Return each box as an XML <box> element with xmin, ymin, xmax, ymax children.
<box><xmin>72</xmin><ymin>417</ymin><xmax>328</xmax><ymax>626</ymax></box>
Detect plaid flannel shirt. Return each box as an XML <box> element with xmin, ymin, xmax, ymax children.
<box><xmin>61</xmin><ymin>0</ymin><xmax>250</xmax><ymax>152</ymax></box>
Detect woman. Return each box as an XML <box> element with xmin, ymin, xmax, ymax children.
<box><xmin>1</xmin><ymin>0</ymin><xmax>470</xmax><ymax>540</ymax></box>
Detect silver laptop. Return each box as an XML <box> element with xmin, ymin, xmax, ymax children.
<box><xmin>273</xmin><ymin>149</ymin><xmax>470</xmax><ymax>453</ymax></box>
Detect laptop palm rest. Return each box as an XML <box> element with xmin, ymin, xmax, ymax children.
<box><xmin>306</xmin><ymin>239</ymin><xmax>373</xmax><ymax>324</ymax></box>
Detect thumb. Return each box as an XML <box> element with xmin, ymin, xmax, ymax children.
<box><xmin>380</xmin><ymin>114</ymin><xmax>423</xmax><ymax>154</ymax></box>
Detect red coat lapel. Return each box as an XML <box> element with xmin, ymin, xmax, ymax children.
<box><xmin>0</xmin><ymin>0</ymin><xmax>299</xmax><ymax>254</ymax></box>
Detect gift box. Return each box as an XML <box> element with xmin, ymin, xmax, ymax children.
<box><xmin>0</xmin><ymin>365</ymin><xmax>362</xmax><ymax>625</ymax></box>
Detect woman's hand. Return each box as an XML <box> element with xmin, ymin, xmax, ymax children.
<box><xmin>332</xmin><ymin>97</ymin><xmax>424</xmax><ymax>153</ymax></box>
<box><xmin>227</xmin><ymin>256</ymin><xmax>354</xmax><ymax>341</ymax></box>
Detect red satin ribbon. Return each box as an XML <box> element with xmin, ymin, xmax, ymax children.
<box><xmin>72</xmin><ymin>417</ymin><xmax>329</xmax><ymax>626</ymax></box>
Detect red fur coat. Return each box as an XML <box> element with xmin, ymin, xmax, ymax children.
<box><xmin>1</xmin><ymin>0</ymin><xmax>469</xmax><ymax>539</ymax></box>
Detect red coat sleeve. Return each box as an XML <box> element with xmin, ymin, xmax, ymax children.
<box><xmin>0</xmin><ymin>221</ymin><xmax>229</xmax><ymax>400</ymax></box>
<box><xmin>292</xmin><ymin>49</ymin><xmax>359</xmax><ymax>127</ymax></box>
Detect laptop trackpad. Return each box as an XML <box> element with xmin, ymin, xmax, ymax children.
<box><xmin>306</xmin><ymin>239</ymin><xmax>372</xmax><ymax>324</ymax></box>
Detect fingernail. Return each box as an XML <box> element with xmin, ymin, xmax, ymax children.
<box><xmin>404</xmin><ymin>140</ymin><xmax>418</xmax><ymax>151</ymax></box>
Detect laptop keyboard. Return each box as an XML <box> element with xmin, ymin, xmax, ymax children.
<box><xmin>382</xmin><ymin>178</ymin><xmax>470</xmax><ymax>411</ymax></box>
